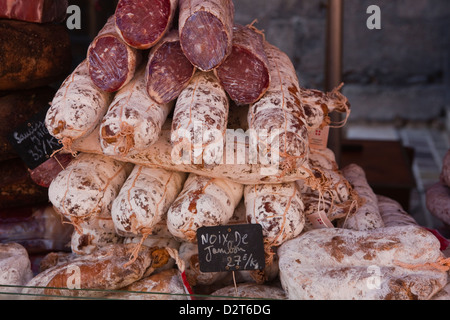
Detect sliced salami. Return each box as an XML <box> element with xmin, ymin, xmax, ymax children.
<box><xmin>215</xmin><ymin>24</ymin><xmax>270</xmax><ymax>105</ymax></box>
<box><xmin>88</xmin><ymin>15</ymin><xmax>141</xmax><ymax>93</ymax></box>
<box><xmin>145</xmin><ymin>30</ymin><xmax>196</xmax><ymax>104</ymax></box>
<box><xmin>179</xmin><ymin>0</ymin><xmax>234</xmax><ymax>71</ymax></box>
<box><xmin>100</xmin><ymin>68</ymin><xmax>174</xmax><ymax>156</ymax></box>
<box><xmin>115</xmin><ymin>0</ymin><xmax>178</xmax><ymax>50</ymax></box>
<box><xmin>29</xmin><ymin>153</ymin><xmax>74</xmax><ymax>188</ymax></box>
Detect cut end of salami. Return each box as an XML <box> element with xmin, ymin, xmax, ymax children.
<box><xmin>88</xmin><ymin>36</ymin><xmax>131</xmax><ymax>93</ymax></box>
<box><xmin>216</xmin><ymin>46</ymin><xmax>270</xmax><ymax>105</ymax></box>
<box><xmin>146</xmin><ymin>40</ymin><xmax>196</xmax><ymax>104</ymax></box>
<box><xmin>29</xmin><ymin>153</ymin><xmax>74</xmax><ymax>188</ymax></box>
<box><xmin>115</xmin><ymin>0</ymin><xmax>173</xmax><ymax>49</ymax></box>
<box><xmin>180</xmin><ymin>11</ymin><xmax>231</xmax><ymax>71</ymax></box>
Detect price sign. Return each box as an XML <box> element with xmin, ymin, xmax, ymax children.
<box><xmin>196</xmin><ymin>224</ymin><xmax>265</xmax><ymax>273</ymax></box>
<box><xmin>7</xmin><ymin>107</ymin><xmax>62</xmax><ymax>170</ymax></box>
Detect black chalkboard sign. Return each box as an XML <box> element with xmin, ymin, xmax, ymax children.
<box><xmin>7</xmin><ymin>107</ymin><xmax>62</xmax><ymax>170</ymax></box>
<box><xmin>196</xmin><ymin>224</ymin><xmax>265</xmax><ymax>273</ymax></box>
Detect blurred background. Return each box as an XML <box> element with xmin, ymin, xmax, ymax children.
<box><xmin>66</xmin><ymin>0</ymin><xmax>450</xmax><ymax>232</ymax></box>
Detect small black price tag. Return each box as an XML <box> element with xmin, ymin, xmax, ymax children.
<box><xmin>196</xmin><ymin>224</ymin><xmax>265</xmax><ymax>273</ymax></box>
<box><xmin>7</xmin><ymin>107</ymin><xmax>62</xmax><ymax>170</ymax></box>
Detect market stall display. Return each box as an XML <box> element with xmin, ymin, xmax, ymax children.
<box><xmin>0</xmin><ymin>0</ymin><xmax>449</xmax><ymax>301</ymax></box>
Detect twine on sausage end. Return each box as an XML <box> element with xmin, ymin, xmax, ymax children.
<box><xmin>124</xmin><ymin>229</ymin><xmax>151</xmax><ymax>268</ymax></box>
<box><xmin>394</xmin><ymin>257</ymin><xmax>450</xmax><ymax>273</ymax></box>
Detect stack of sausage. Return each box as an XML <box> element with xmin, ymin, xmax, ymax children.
<box><xmin>0</xmin><ymin>0</ymin><xmax>74</xmax><ymax>259</ymax></box>
<box><xmin>16</xmin><ymin>0</ymin><xmax>449</xmax><ymax>300</ymax></box>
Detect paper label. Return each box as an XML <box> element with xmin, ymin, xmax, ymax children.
<box><xmin>309</xmin><ymin>126</ymin><xmax>330</xmax><ymax>150</ymax></box>
<box><xmin>308</xmin><ymin>210</ymin><xmax>334</xmax><ymax>229</ymax></box>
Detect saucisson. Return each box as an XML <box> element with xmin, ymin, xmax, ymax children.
<box><xmin>145</xmin><ymin>30</ymin><xmax>196</xmax><ymax>104</ymax></box>
<box><xmin>300</xmin><ymin>85</ymin><xmax>351</xmax><ymax>130</ymax></box>
<box><xmin>45</xmin><ymin>60</ymin><xmax>113</xmax><ymax>149</ymax></box>
<box><xmin>244</xmin><ymin>182</ymin><xmax>305</xmax><ymax>254</ymax></box>
<box><xmin>214</xmin><ymin>24</ymin><xmax>270</xmax><ymax>105</ymax></box>
<box><xmin>171</xmin><ymin>71</ymin><xmax>229</xmax><ymax>167</ymax></box>
<box><xmin>248</xmin><ymin>42</ymin><xmax>309</xmax><ymax>175</ymax></box>
<box><xmin>115</xmin><ymin>0</ymin><xmax>178</xmax><ymax>50</ymax></box>
<box><xmin>48</xmin><ymin>153</ymin><xmax>132</xmax><ymax>234</ymax></box>
<box><xmin>22</xmin><ymin>243</ymin><xmax>155</xmax><ymax>299</ymax></box>
<box><xmin>87</xmin><ymin>15</ymin><xmax>142</xmax><ymax>93</ymax></box>
<box><xmin>339</xmin><ymin>164</ymin><xmax>385</xmax><ymax>230</ymax></box>
<box><xmin>111</xmin><ymin>165</ymin><xmax>186</xmax><ymax>239</ymax></box>
<box><xmin>178</xmin><ymin>0</ymin><xmax>234</xmax><ymax>71</ymax></box>
<box><xmin>167</xmin><ymin>173</ymin><xmax>243</xmax><ymax>242</ymax></box>
<box><xmin>100</xmin><ymin>68</ymin><xmax>174</xmax><ymax>156</ymax></box>
<box><xmin>71</xmin><ymin>124</ymin><xmax>313</xmax><ymax>185</ymax></box>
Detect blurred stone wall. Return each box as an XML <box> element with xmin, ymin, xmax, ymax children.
<box><xmin>233</xmin><ymin>0</ymin><xmax>450</xmax><ymax>126</ymax></box>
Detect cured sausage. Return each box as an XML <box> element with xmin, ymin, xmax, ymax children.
<box><xmin>71</xmin><ymin>124</ymin><xmax>313</xmax><ymax>185</ymax></box>
<box><xmin>100</xmin><ymin>68</ymin><xmax>174</xmax><ymax>156</ymax></box>
<box><xmin>440</xmin><ymin>150</ymin><xmax>450</xmax><ymax>187</ymax></box>
<box><xmin>115</xmin><ymin>0</ymin><xmax>178</xmax><ymax>50</ymax></box>
<box><xmin>0</xmin><ymin>243</ymin><xmax>33</xmax><ymax>296</ymax></box>
<box><xmin>104</xmin><ymin>269</ymin><xmax>188</xmax><ymax>300</ymax></box>
<box><xmin>87</xmin><ymin>16</ymin><xmax>141</xmax><ymax>93</ymax></box>
<box><xmin>215</xmin><ymin>24</ymin><xmax>270</xmax><ymax>105</ymax></box>
<box><xmin>248</xmin><ymin>42</ymin><xmax>309</xmax><ymax>176</ymax></box>
<box><xmin>179</xmin><ymin>0</ymin><xmax>234</xmax><ymax>71</ymax></box>
<box><xmin>244</xmin><ymin>182</ymin><xmax>305</xmax><ymax>259</ymax></box>
<box><xmin>278</xmin><ymin>226</ymin><xmax>448</xmax><ymax>300</ymax></box>
<box><xmin>426</xmin><ymin>182</ymin><xmax>450</xmax><ymax>227</ymax></box>
<box><xmin>111</xmin><ymin>165</ymin><xmax>186</xmax><ymax>240</ymax></box>
<box><xmin>45</xmin><ymin>60</ymin><xmax>113</xmax><ymax>149</ymax></box>
<box><xmin>296</xmin><ymin>148</ymin><xmax>356</xmax><ymax>229</ymax></box>
<box><xmin>22</xmin><ymin>243</ymin><xmax>155</xmax><ymax>299</ymax></box>
<box><xmin>171</xmin><ymin>71</ymin><xmax>229</xmax><ymax>167</ymax></box>
<box><xmin>145</xmin><ymin>30</ymin><xmax>196</xmax><ymax>104</ymax></box>
<box><xmin>167</xmin><ymin>173</ymin><xmax>244</xmax><ymax>242</ymax></box>
<box><xmin>339</xmin><ymin>164</ymin><xmax>385</xmax><ymax>230</ymax></box>
<box><xmin>29</xmin><ymin>153</ymin><xmax>74</xmax><ymax>188</ymax></box>
<box><xmin>70</xmin><ymin>215</ymin><xmax>123</xmax><ymax>255</ymax></box>
<box><xmin>48</xmin><ymin>153</ymin><xmax>132</xmax><ymax>234</ymax></box>
<box><xmin>377</xmin><ymin>195</ymin><xmax>419</xmax><ymax>228</ymax></box>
